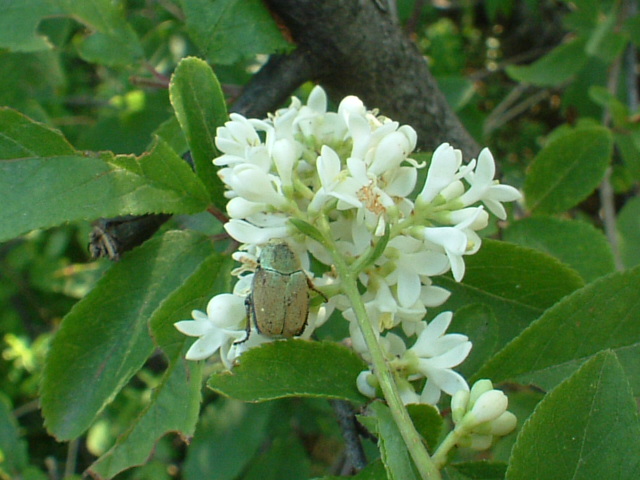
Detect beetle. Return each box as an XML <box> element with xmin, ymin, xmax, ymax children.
<box><xmin>245</xmin><ymin>241</ymin><xmax>321</xmax><ymax>338</ymax></box>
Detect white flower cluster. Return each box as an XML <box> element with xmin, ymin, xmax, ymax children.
<box><xmin>175</xmin><ymin>86</ymin><xmax>521</xmax><ymax>403</ymax></box>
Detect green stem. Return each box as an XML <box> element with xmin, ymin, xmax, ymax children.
<box><xmin>431</xmin><ymin>428</ymin><xmax>461</xmax><ymax>469</ymax></box>
<box><xmin>329</xmin><ymin>247</ymin><xmax>441</xmax><ymax>480</ymax></box>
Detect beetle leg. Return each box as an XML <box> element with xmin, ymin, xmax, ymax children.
<box><xmin>306</xmin><ymin>277</ymin><xmax>328</xmax><ymax>302</ymax></box>
<box><xmin>234</xmin><ymin>295</ymin><xmax>254</xmax><ymax>344</ymax></box>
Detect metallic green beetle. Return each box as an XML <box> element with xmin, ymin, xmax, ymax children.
<box><xmin>245</xmin><ymin>241</ymin><xmax>313</xmax><ymax>338</ymax></box>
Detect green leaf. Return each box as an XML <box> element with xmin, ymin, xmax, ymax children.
<box><xmin>524</xmin><ymin>126</ymin><xmax>613</xmax><ymax>214</ymax></box>
<box><xmin>315</xmin><ymin>460</ymin><xmax>387</xmax><ymax>480</ymax></box>
<box><xmin>169</xmin><ymin>57</ymin><xmax>227</xmax><ymax>205</ymax></box>
<box><xmin>434</xmin><ymin>240</ymin><xmax>584</xmax><ymax>347</ymax></box>
<box><xmin>0</xmin><ymin>52</ymin><xmax>65</xmax><ymax>114</ymax></box>
<box><xmin>406</xmin><ymin>404</ymin><xmax>442</xmax><ymax>454</ymax></box>
<box><xmin>289</xmin><ymin>217</ymin><xmax>326</xmax><ymax>245</ymax></box>
<box><xmin>0</xmin><ymin>0</ymin><xmax>143</xmax><ymax>64</ymax></box>
<box><xmin>506</xmin><ymin>37</ymin><xmax>589</xmax><ymax>86</ymax></box>
<box><xmin>0</xmin><ymin>107</ymin><xmax>75</xmax><ymax>157</ymax></box>
<box><xmin>57</xmin><ymin>0</ymin><xmax>143</xmax><ymax>66</ymax></box>
<box><xmin>183</xmin><ymin>400</ymin><xmax>275</xmax><ymax>480</ymax></box>
<box><xmin>450</xmin><ymin>304</ymin><xmax>498</xmax><ymax>378</ymax></box>
<box><xmin>0</xmin><ymin>394</ymin><xmax>28</xmax><ymax>477</ymax></box>
<box><xmin>87</xmin><ymin>252</ymin><xmax>231</xmax><ymax>477</ymax></box>
<box><xmin>448</xmin><ymin>461</ymin><xmax>507</xmax><ymax>479</ymax></box>
<box><xmin>506</xmin><ymin>351</ymin><xmax>640</xmax><ymax>479</ymax></box>
<box><xmin>436</xmin><ymin>75</ymin><xmax>476</xmax><ymax>111</ymax></box>
<box><xmin>40</xmin><ymin>230</ymin><xmax>216</xmax><ymax>440</ymax></box>
<box><xmin>179</xmin><ymin>0</ymin><xmax>291</xmax><ymax>65</ymax></box>
<box><xmin>0</xmin><ymin>117</ymin><xmax>210</xmax><ymax>241</ymax></box>
<box><xmin>151</xmin><ymin>252</ymin><xmax>235</xmax><ymax>358</ymax></box>
<box><xmin>369</xmin><ymin>402</ymin><xmax>419</xmax><ymax>480</ymax></box>
<box><xmin>475</xmin><ymin>267</ymin><xmax>640</xmax><ymax>395</ymax></box>
<box><xmin>584</xmin><ymin>4</ymin><xmax>628</xmax><ymax>61</ymax></box>
<box><xmin>617</xmin><ymin>197</ymin><xmax>640</xmax><ymax>269</ymax></box>
<box><xmin>0</xmin><ymin>0</ymin><xmax>59</xmax><ymax>51</ymax></box>
<box><xmin>208</xmin><ymin>340</ymin><xmax>368</xmax><ymax>404</ymax></box>
<box><xmin>242</xmin><ymin>433</ymin><xmax>310</xmax><ymax>480</ymax></box>
<box><xmin>503</xmin><ymin>216</ymin><xmax>615</xmax><ymax>282</ymax></box>
<box><xmin>88</xmin><ymin>357</ymin><xmax>203</xmax><ymax>478</ymax></box>
<box><xmin>614</xmin><ymin>130</ymin><xmax>640</xmax><ymax>181</ymax></box>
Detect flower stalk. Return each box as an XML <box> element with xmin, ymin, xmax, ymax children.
<box><xmin>329</xmin><ymin>239</ymin><xmax>441</xmax><ymax>480</ymax></box>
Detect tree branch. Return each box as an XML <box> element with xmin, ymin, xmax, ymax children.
<box><xmin>235</xmin><ymin>0</ymin><xmax>481</xmax><ymax>158</ymax></box>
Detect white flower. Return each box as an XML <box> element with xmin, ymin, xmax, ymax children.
<box><xmin>174</xmin><ymin>294</ymin><xmax>248</xmax><ymax>364</ymax></box>
<box><xmin>310</xmin><ymin>145</ymin><xmax>362</xmax><ymax>211</ymax></box>
<box><xmin>422</xmin><ymin>226</ymin><xmax>468</xmax><ymax>282</ymax></box>
<box><xmin>419</xmin><ymin>143</ymin><xmax>463</xmax><ymax>203</ymax></box>
<box><xmin>405</xmin><ymin>312</ymin><xmax>471</xmax><ymax>404</ymax></box>
<box><xmin>459</xmin><ymin>148</ymin><xmax>522</xmax><ymax>219</ymax></box>
<box><xmin>214</xmin><ymin>113</ymin><xmax>262</xmax><ymax>156</ymax></box>
<box><xmin>383</xmin><ymin>235</ymin><xmax>449</xmax><ymax>308</ymax></box>
<box><xmin>220</xmin><ymin>164</ymin><xmax>288</xmax><ymax>208</ymax></box>
<box><xmin>224</xmin><ymin>218</ymin><xmax>292</xmax><ymax>244</ymax></box>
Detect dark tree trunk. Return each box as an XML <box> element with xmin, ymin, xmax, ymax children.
<box><xmin>233</xmin><ymin>0</ymin><xmax>480</xmax><ymax>159</ymax></box>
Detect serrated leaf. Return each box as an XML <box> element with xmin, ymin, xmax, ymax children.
<box><xmin>504</xmin><ymin>216</ymin><xmax>615</xmax><ymax>282</ymax></box>
<box><xmin>40</xmin><ymin>230</ymin><xmax>216</xmax><ymax>440</ymax></box>
<box><xmin>506</xmin><ymin>37</ymin><xmax>588</xmax><ymax>86</ymax></box>
<box><xmin>506</xmin><ymin>351</ymin><xmax>640</xmax><ymax>479</ymax></box>
<box><xmin>524</xmin><ymin>126</ymin><xmax>613</xmax><ymax>214</ymax></box>
<box><xmin>475</xmin><ymin>267</ymin><xmax>640</xmax><ymax>394</ymax></box>
<box><xmin>0</xmin><ymin>107</ymin><xmax>75</xmax><ymax>157</ymax></box>
<box><xmin>179</xmin><ymin>0</ymin><xmax>291</xmax><ymax>65</ymax></box>
<box><xmin>369</xmin><ymin>402</ymin><xmax>419</xmax><ymax>480</ymax></box>
<box><xmin>87</xmin><ymin>252</ymin><xmax>232</xmax><ymax>478</ymax></box>
<box><xmin>169</xmin><ymin>57</ymin><xmax>227</xmax><ymax>205</ymax></box>
<box><xmin>0</xmin><ymin>119</ymin><xmax>210</xmax><ymax>241</ymax></box>
<box><xmin>183</xmin><ymin>400</ymin><xmax>274</xmax><ymax>480</ymax></box>
<box><xmin>434</xmin><ymin>240</ymin><xmax>584</xmax><ymax>347</ymax></box>
<box><xmin>88</xmin><ymin>357</ymin><xmax>203</xmax><ymax>479</ymax></box>
<box><xmin>617</xmin><ymin>197</ymin><xmax>640</xmax><ymax>269</ymax></box>
<box><xmin>208</xmin><ymin>340</ymin><xmax>368</xmax><ymax>403</ymax></box>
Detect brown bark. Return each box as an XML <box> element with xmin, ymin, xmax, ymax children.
<box><xmin>233</xmin><ymin>0</ymin><xmax>480</xmax><ymax>159</ymax></box>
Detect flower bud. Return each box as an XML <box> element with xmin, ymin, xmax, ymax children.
<box><xmin>467</xmin><ymin>434</ymin><xmax>493</xmax><ymax>451</ymax></box>
<box><xmin>469</xmin><ymin>379</ymin><xmax>494</xmax><ymax>405</ymax></box>
<box><xmin>451</xmin><ymin>388</ymin><xmax>470</xmax><ymax>424</ymax></box>
<box><xmin>469</xmin><ymin>389</ymin><xmax>508</xmax><ymax>426</ymax></box>
<box><xmin>356</xmin><ymin>370</ymin><xmax>377</xmax><ymax>398</ymax></box>
<box><xmin>490</xmin><ymin>411</ymin><xmax>517</xmax><ymax>436</ymax></box>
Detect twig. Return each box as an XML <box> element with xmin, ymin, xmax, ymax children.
<box><xmin>64</xmin><ymin>439</ymin><xmax>79</xmax><ymax>479</ymax></box>
<box><xmin>483</xmin><ymin>84</ymin><xmax>550</xmax><ymax>135</ymax></box>
<box><xmin>330</xmin><ymin>400</ymin><xmax>368</xmax><ymax>472</ymax></box>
